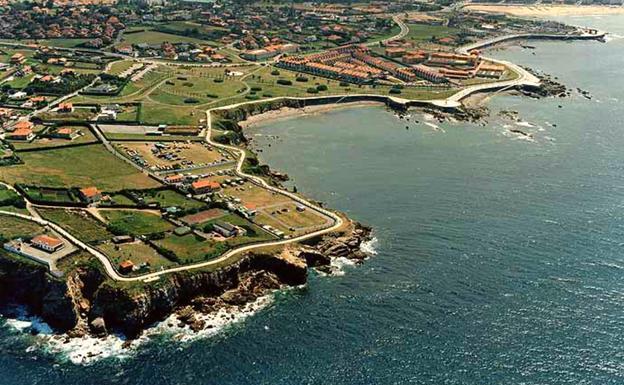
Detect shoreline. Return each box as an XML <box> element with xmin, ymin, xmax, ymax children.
<box><xmin>0</xmin><ymin>26</ymin><xmax>602</xmax><ymax>356</ymax></box>
<box><xmin>465</xmin><ymin>4</ymin><xmax>624</xmax><ymax>17</ymax></box>
<box><xmin>238</xmin><ymin>101</ymin><xmax>385</xmax><ymax>129</ymax></box>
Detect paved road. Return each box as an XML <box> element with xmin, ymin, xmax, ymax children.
<box><xmin>457</xmin><ymin>31</ymin><xmax>606</xmax><ymax>55</ymax></box>
<box><xmin>3</xmin><ymin>28</ymin><xmax>602</xmax><ymax>281</ymax></box>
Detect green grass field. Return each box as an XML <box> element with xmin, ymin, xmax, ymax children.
<box><xmin>136</xmin><ymin>189</ymin><xmax>205</xmax><ymax>210</ymax></box>
<box><xmin>98</xmin><ymin>241</ymin><xmax>177</xmax><ymax>272</ymax></box>
<box><xmin>37</xmin><ymin>208</ymin><xmax>114</xmax><ymax>243</ymax></box>
<box><xmin>11</xmin><ymin>127</ymin><xmax>98</xmax><ymax>151</ymax></box>
<box><xmin>0</xmin><ymin>214</ymin><xmax>44</xmax><ymax>239</ymax></box>
<box><xmin>405</xmin><ymin>24</ymin><xmax>460</xmax><ymax>42</ymax></box>
<box><xmin>0</xmin><ymin>144</ymin><xmax>159</xmax><ymax>190</ymax></box>
<box><xmin>102</xmin><ymin>210</ymin><xmax>174</xmax><ymax>236</ymax></box>
<box><xmin>107</xmin><ymin>59</ymin><xmax>137</xmax><ymax>75</ymax></box>
<box><xmin>155</xmin><ymin>233</ymin><xmax>228</xmax><ymax>263</ymax></box>
<box><xmin>119</xmin><ymin>30</ymin><xmax>206</xmax><ymax>46</ymax></box>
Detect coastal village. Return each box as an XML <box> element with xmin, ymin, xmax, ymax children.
<box><xmin>0</xmin><ymin>0</ymin><xmax>606</xmax><ymax>342</ymax></box>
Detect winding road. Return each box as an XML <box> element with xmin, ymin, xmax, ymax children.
<box><xmin>1</xmin><ymin>21</ymin><xmax>605</xmax><ymax>282</ymax></box>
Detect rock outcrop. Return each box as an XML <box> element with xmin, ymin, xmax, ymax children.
<box><xmin>0</xmin><ymin>219</ymin><xmax>371</xmax><ymax>340</ymax></box>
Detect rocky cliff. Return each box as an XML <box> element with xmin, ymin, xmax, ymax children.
<box><xmin>0</xmin><ymin>220</ymin><xmax>370</xmax><ymax>340</ymax></box>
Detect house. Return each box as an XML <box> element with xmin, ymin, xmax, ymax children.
<box><xmin>99</xmin><ymin>109</ymin><xmax>117</xmax><ymax>121</ymax></box>
<box><xmin>119</xmin><ymin>260</ymin><xmax>135</xmax><ymax>273</ymax></box>
<box><xmin>31</xmin><ymin>235</ymin><xmax>64</xmax><ymax>253</ymax></box>
<box><xmin>58</xmin><ymin>102</ymin><xmax>74</xmax><ymax>112</ymax></box>
<box><xmin>53</xmin><ymin>127</ymin><xmax>81</xmax><ymax>140</ymax></box>
<box><xmin>10</xmin><ymin>53</ymin><xmax>25</xmax><ymax>65</ymax></box>
<box><xmin>191</xmin><ymin>179</ymin><xmax>221</xmax><ymax>194</ymax></box>
<box><xmin>112</xmin><ymin>235</ymin><xmax>133</xmax><ymax>244</ymax></box>
<box><xmin>165</xmin><ymin>174</ymin><xmax>185</xmax><ymax>185</ymax></box>
<box><xmin>79</xmin><ymin>186</ymin><xmax>102</xmax><ymax>203</ymax></box>
<box><xmin>115</xmin><ymin>44</ymin><xmax>134</xmax><ymax>55</ymax></box>
<box><xmin>6</xmin><ymin>128</ymin><xmax>34</xmax><ymax>141</ymax></box>
<box><xmin>213</xmin><ymin>221</ymin><xmax>238</xmax><ymax>237</ymax></box>
<box><xmin>8</xmin><ymin>91</ymin><xmax>28</xmax><ymax>100</ymax></box>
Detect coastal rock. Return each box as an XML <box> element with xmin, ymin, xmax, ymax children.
<box><xmin>89</xmin><ymin>317</ymin><xmax>107</xmax><ymax>337</ymax></box>
<box><xmin>298</xmin><ymin>247</ymin><xmax>331</xmax><ymax>267</ymax></box>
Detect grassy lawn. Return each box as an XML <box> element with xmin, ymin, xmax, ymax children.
<box><xmin>405</xmin><ymin>24</ymin><xmax>460</xmax><ymax>42</ymax></box>
<box><xmin>5</xmin><ymin>73</ymin><xmax>35</xmax><ymax>89</ymax></box>
<box><xmin>103</xmin><ymin>193</ymin><xmax>137</xmax><ymax>206</ymax></box>
<box><xmin>101</xmin><ymin>209</ymin><xmax>174</xmax><ymax>236</ymax></box>
<box><xmin>139</xmin><ymin>102</ymin><xmax>202</xmax><ymax>126</ymax></box>
<box><xmin>36</xmin><ymin>208</ymin><xmax>114</xmax><ymax>243</ymax></box>
<box><xmin>155</xmin><ymin>233</ymin><xmax>228</xmax><ymax>263</ymax></box>
<box><xmin>150</xmin><ymin>75</ymin><xmax>247</xmax><ymax>105</ymax></box>
<box><xmin>11</xmin><ymin>126</ymin><xmax>98</xmax><ymax>151</ymax></box>
<box><xmin>119</xmin><ymin>30</ymin><xmax>206</xmax><ymax>46</ymax></box>
<box><xmin>1</xmin><ymin>38</ymin><xmax>91</xmax><ymax>48</ymax></box>
<box><xmin>104</xmin><ymin>133</ymin><xmax>204</xmax><ymax>142</ymax></box>
<box><xmin>0</xmin><ymin>186</ymin><xmax>19</xmax><ymax>202</ymax></box>
<box><xmin>0</xmin><ymin>214</ymin><xmax>45</xmax><ymax>239</ymax></box>
<box><xmin>242</xmin><ymin>66</ymin><xmax>458</xmax><ymax>101</ymax></box>
<box><xmin>98</xmin><ymin>241</ymin><xmax>177</xmax><ymax>272</ymax></box>
<box><xmin>107</xmin><ymin>59</ymin><xmax>138</xmax><ymax>75</ymax></box>
<box><xmin>136</xmin><ymin>189</ymin><xmax>205</xmax><ymax>210</ymax></box>
<box><xmin>38</xmin><ymin>107</ymin><xmax>98</xmax><ymax>122</ymax></box>
<box><xmin>203</xmin><ymin>213</ymin><xmax>276</xmax><ymax>244</ymax></box>
<box><xmin>156</xmin><ymin>213</ymin><xmax>275</xmax><ymax>263</ymax></box>
<box><xmin>22</xmin><ymin>186</ymin><xmax>80</xmax><ymax>204</ymax></box>
<box><xmin>0</xmin><ymin>144</ymin><xmax>159</xmax><ymax>190</ymax></box>
<box><xmin>0</xmin><ymin>205</ymin><xmax>29</xmax><ymax>215</ymax></box>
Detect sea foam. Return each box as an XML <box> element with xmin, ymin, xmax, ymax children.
<box><xmin>1</xmin><ymin>294</ymin><xmax>275</xmax><ymax>366</ymax></box>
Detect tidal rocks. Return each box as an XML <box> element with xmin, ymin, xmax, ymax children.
<box><xmin>298</xmin><ymin>247</ymin><xmax>331</xmax><ymax>267</ymax></box>
<box><xmin>521</xmin><ymin>68</ymin><xmax>570</xmax><ymax>98</ymax></box>
<box><xmin>89</xmin><ymin>317</ymin><xmax>107</xmax><ymax>337</ymax></box>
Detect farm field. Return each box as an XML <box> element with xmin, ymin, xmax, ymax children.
<box><xmin>0</xmin><ymin>144</ymin><xmax>159</xmax><ymax>190</ymax></box>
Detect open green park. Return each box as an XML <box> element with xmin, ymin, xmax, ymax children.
<box><xmin>0</xmin><ymin>144</ymin><xmax>159</xmax><ymax>191</ymax></box>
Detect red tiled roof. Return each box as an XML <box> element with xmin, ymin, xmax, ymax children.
<box><xmin>192</xmin><ymin>179</ymin><xmax>221</xmax><ymax>190</ymax></box>
<box><xmin>80</xmin><ymin>186</ymin><xmax>100</xmax><ymax>198</ymax></box>
<box><xmin>32</xmin><ymin>235</ymin><xmax>63</xmax><ymax>248</ymax></box>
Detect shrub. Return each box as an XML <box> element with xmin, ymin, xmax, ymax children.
<box><xmin>306</xmin><ymin>87</ymin><xmax>319</xmax><ymax>94</ymax></box>
<box><xmin>250</xmin><ymin>86</ymin><xmax>262</xmax><ymax>92</ymax></box>
<box><xmin>184</xmin><ymin>98</ymin><xmax>199</xmax><ymax>103</ymax></box>
<box><xmin>213</xmin><ymin>78</ymin><xmax>224</xmax><ymax>83</ymax></box>
<box><xmin>276</xmin><ymin>79</ymin><xmax>292</xmax><ymax>86</ymax></box>
<box><xmin>296</xmin><ymin>76</ymin><xmax>309</xmax><ymax>82</ymax></box>
<box><xmin>270</xmin><ymin>70</ymin><xmax>280</xmax><ymax>76</ymax></box>
<box><xmin>339</xmin><ymin>82</ymin><xmax>349</xmax><ymax>87</ymax></box>
<box><xmin>389</xmin><ymin>88</ymin><xmax>402</xmax><ymax>95</ymax></box>
<box><xmin>206</xmin><ymin>93</ymin><xmax>219</xmax><ymax>98</ymax></box>
<box><xmin>316</xmin><ymin>84</ymin><xmax>328</xmax><ymax>91</ymax></box>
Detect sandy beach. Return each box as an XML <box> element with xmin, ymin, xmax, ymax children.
<box><xmin>465</xmin><ymin>4</ymin><xmax>624</xmax><ymax>17</ymax></box>
<box><xmin>238</xmin><ymin>101</ymin><xmax>385</xmax><ymax>128</ymax></box>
